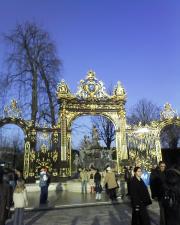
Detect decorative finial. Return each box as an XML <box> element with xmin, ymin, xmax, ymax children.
<box><xmin>160</xmin><ymin>102</ymin><xmax>178</xmax><ymax>120</ymax></box>
<box><xmin>87</xmin><ymin>70</ymin><xmax>96</xmax><ymax>80</ymax></box>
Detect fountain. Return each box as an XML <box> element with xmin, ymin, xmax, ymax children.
<box><xmin>73</xmin><ymin>125</ymin><xmax>115</xmax><ymax>171</ymax></box>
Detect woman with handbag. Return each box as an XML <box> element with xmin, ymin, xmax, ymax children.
<box><xmin>130</xmin><ymin>166</ymin><xmax>152</xmax><ymax>225</ymax></box>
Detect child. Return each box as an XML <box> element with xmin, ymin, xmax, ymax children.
<box><xmin>13</xmin><ymin>180</ymin><xmax>28</xmax><ymax>225</ymax></box>
<box><xmin>89</xmin><ymin>170</ymin><xmax>95</xmax><ymax>193</ymax></box>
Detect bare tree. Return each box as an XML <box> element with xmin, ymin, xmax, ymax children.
<box><xmin>91</xmin><ymin>86</ymin><xmax>115</xmax><ymax>149</ymax></box>
<box><xmin>91</xmin><ymin>116</ymin><xmax>115</xmax><ymax>149</ymax></box>
<box><xmin>127</xmin><ymin>98</ymin><xmax>161</xmax><ymax>126</ymax></box>
<box><xmin>3</xmin><ymin>22</ymin><xmax>61</xmax><ymax>125</ymax></box>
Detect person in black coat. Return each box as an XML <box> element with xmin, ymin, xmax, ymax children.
<box><xmin>0</xmin><ymin>168</ymin><xmax>11</xmax><ymax>225</ymax></box>
<box><xmin>163</xmin><ymin>167</ymin><xmax>180</xmax><ymax>225</ymax></box>
<box><xmin>150</xmin><ymin>161</ymin><xmax>166</xmax><ymax>225</ymax></box>
<box><xmin>94</xmin><ymin>169</ymin><xmax>102</xmax><ymax>200</ymax></box>
<box><xmin>130</xmin><ymin>166</ymin><xmax>152</xmax><ymax>225</ymax></box>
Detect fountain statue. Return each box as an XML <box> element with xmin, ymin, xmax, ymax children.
<box><xmin>78</xmin><ymin>125</ymin><xmax>115</xmax><ymax>171</ymax></box>
<box><xmin>92</xmin><ymin>125</ymin><xmax>100</xmax><ymax>148</ymax></box>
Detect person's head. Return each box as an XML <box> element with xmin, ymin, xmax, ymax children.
<box><xmin>14</xmin><ymin>180</ymin><xmax>25</xmax><ymax>193</ymax></box>
<box><xmin>159</xmin><ymin>161</ymin><xmax>166</xmax><ymax>172</ymax></box>
<box><xmin>96</xmin><ymin>169</ymin><xmax>99</xmax><ymax>173</ymax></box>
<box><xmin>134</xmin><ymin>166</ymin><xmax>142</xmax><ymax>178</ymax></box>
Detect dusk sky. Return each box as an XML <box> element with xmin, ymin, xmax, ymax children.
<box><xmin>0</xmin><ymin>0</ymin><xmax>180</xmax><ymax>147</ymax></box>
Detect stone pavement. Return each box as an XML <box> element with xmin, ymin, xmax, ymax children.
<box><xmin>6</xmin><ymin>191</ymin><xmax>160</xmax><ymax>225</ymax></box>
<box><xmin>7</xmin><ymin>203</ymin><xmax>160</xmax><ymax>225</ymax></box>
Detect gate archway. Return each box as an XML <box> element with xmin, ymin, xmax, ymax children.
<box><xmin>157</xmin><ymin>103</ymin><xmax>180</xmax><ymax>166</ymax></box>
<box><xmin>126</xmin><ymin>103</ymin><xmax>180</xmax><ymax>170</ymax></box>
<box><xmin>57</xmin><ymin>71</ymin><xmax>128</xmax><ymax>174</ymax></box>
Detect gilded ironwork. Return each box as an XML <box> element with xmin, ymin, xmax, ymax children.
<box><xmin>4</xmin><ymin>99</ymin><xmax>22</xmax><ymax>118</ymax></box>
<box><xmin>160</xmin><ymin>102</ymin><xmax>178</xmax><ymax>120</ymax></box>
<box><xmin>76</xmin><ymin>70</ymin><xmax>109</xmax><ymax>99</ymax></box>
<box><xmin>57</xmin><ymin>70</ymin><xmax>128</xmax><ymax>174</ymax></box>
<box><xmin>1</xmin><ymin>74</ymin><xmax>180</xmax><ymax>179</ymax></box>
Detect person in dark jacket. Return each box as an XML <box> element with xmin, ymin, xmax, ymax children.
<box><xmin>150</xmin><ymin>161</ymin><xmax>166</xmax><ymax>225</ymax></box>
<box><xmin>94</xmin><ymin>169</ymin><xmax>102</xmax><ymax>200</ymax></box>
<box><xmin>0</xmin><ymin>168</ymin><xmax>11</xmax><ymax>225</ymax></box>
<box><xmin>130</xmin><ymin>166</ymin><xmax>152</xmax><ymax>225</ymax></box>
<box><xmin>163</xmin><ymin>167</ymin><xmax>180</xmax><ymax>225</ymax></box>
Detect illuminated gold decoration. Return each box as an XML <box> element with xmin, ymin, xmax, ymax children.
<box><xmin>56</xmin><ymin>79</ymin><xmax>74</xmax><ymax>100</ymax></box>
<box><xmin>57</xmin><ymin>70</ymin><xmax>128</xmax><ymax>174</ymax></box>
<box><xmin>127</xmin><ymin>125</ymin><xmax>160</xmax><ymax>170</ymax></box>
<box><xmin>112</xmin><ymin>81</ymin><xmax>127</xmax><ymax>101</ymax></box>
<box><xmin>23</xmin><ymin>141</ymin><xmax>31</xmax><ymax>179</ymax></box>
<box><xmin>4</xmin><ymin>99</ymin><xmax>22</xmax><ymax>118</ymax></box>
<box><xmin>2</xmin><ymin>72</ymin><xmax>180</xmax><ymax>178</ymax></box>
<box><xmin>76</xmin><ymin>70</ymin><xmax>109</xmax><ymax>99</ymax></box>
<box><xmin>126</xmin><ymin>102</ymin><xmax>180</xmax><ymax>170</ymax></box>
<box><xmin>52</xmin><ymin>130</ymin><xmax>59</xmax><ymax>143</ymax></box>
<box><xmin>160</xmin><ymin>102</ymin><xmax>178</xmax><ymax>120</ymax></box>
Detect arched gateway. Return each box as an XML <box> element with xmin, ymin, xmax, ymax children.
<box><xmin>1</xmin><ymin>72</ymin><xmax>179</xmax><ymax>180</ymax></box>
<box><xmin>57</xmin><ymin>71</ymin><xmax>128</xmax><ymax>174</ymax></box>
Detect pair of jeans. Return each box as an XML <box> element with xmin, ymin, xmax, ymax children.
<box><xmin>81</xmin><ymin>180</ymin><xmax>87</xmax><ymax>193</ymax></box>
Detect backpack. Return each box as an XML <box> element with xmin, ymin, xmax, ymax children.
<box><xmin>163</xmin><ymin>168</ymin><xmax>180</xmax><ymax>209</ymax></box>
<box><xmin>163</xmin><ymin>189</ymin><xmax>178</xmax><ymax>208</ymax></box>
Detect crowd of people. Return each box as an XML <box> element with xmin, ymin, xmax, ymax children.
<box><xmin>79</xmin><ymin>162</ymin><xmax>180</xmax><ymax>225</ymax></box>
<box><xmin>125</xmin><ymin>161</ymin><xmax>180</xmax><ymax>225</ymax></box>
<box><xmin>1</xmin><ymin>162</ymin><xmax>180</xmax><ymax>225</ymax></box>
<box><xmin>79</xmin><ymin>166</ymin><xmax>119</xmax><ymax>202</ymax></box>
<box><xmin>0</xmin><ymin>167</ymin><xmax>28</xmax><ymax>225</ymax></box>
<box><xmin>0</xmin><ymin>166</ymin><xmax>51</xmax><ymax>225</ymax></box>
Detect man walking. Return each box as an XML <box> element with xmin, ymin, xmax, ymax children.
<box><xmin>150</xmin><ymin>161</ymin><xmax>166</xmax><ymax>225</ymax></box>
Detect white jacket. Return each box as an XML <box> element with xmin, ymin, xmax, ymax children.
<box><xmin>13</xmin><ymin>189</ymin><xmax>28</xmax><ymax>208</ymax></box>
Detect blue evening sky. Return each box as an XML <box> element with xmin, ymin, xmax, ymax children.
<box><xmin>0</xmin><ymin>0</ymin><xmax>180</xmax><ymax>148</ymax></box>
<box><xmin>0</xmin><ymin>0</ymin><xmax>180</xmax><ymax>112</ymax></box>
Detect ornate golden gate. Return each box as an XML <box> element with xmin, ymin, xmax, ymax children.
<box><xmin>1</xmin><ymin>72</ymin><xmax>180</xmax><ymax>179</ymax></box>
<box><xmin>126</xmin><ymin>103</ymin><xmax>180</xmax><ymax>169</ymax></box>
<box><xmin>57</xmin><ymin>71</ymin><xmax>128</xmax><ymax>174</ymax></box>
<box><xmin>0</xmin><ymin>100</ymin><xmax>61</xmax><ymax>181</ymax></box>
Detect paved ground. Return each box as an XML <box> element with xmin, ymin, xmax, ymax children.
<box><xmin>6</xmin><ymin>191</ymin><xmax>160</xmax><ymax>225</ymax></box>
<box><xmin>21</xmin><ymin>203</ymin><xmax>159</xmax><ymax>225</ymax></box>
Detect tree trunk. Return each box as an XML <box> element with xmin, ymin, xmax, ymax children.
<box><xmin>40</xmin><ymin>68</ymin><xmax>56</xmax><ymax>126</ymax></box>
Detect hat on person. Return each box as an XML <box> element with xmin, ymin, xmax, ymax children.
<box><xmin>106</xmin><ymin>166</ymin><xmax>111</xmax><ymax>171</ymax></box>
